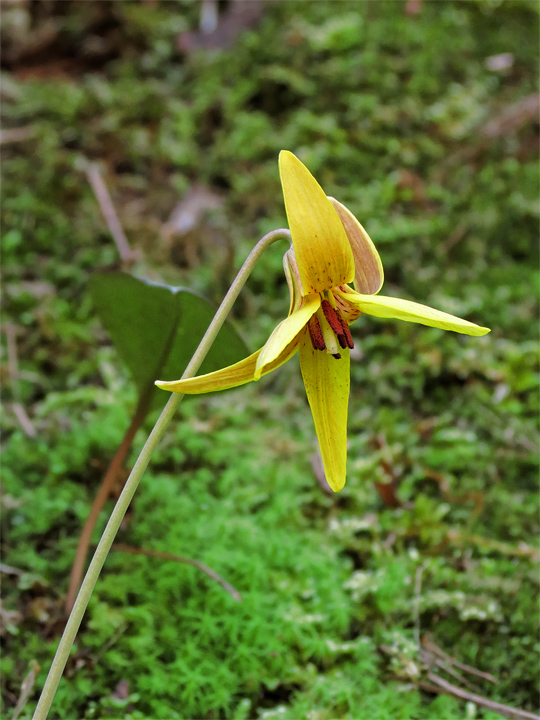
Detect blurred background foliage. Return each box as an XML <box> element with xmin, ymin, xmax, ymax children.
<box><xmin>1</xmin><ymin>1</ymin><xmax>538</xmax><ymax>718</ymax></box>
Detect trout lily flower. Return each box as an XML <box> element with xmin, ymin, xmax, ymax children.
<box><xmin>156</xmin><ymin>151</ymin><xmax>490</xmax><ymax>492</ymax></box>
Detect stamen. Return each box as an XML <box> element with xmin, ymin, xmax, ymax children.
<box><xmin>332</xmin><ymin>353</ymin><xmax>342</xmax><ymax>360</ymax></box>
<box><xmin>340</xmin><ymin>317</ymin><xmax>354</xmax><ymax>349</ymax></box>
<box><xmin>322</xmin><ymin>298</ymin><xmax>353</xmax><ymax>349</ymax></box>
<box><xmin>321</xmin><ymin>299</ymin><xmax>345</xmax><ymax>337</ymax></box>
<box><xmin>308</xmin><ymin>315</ymin><xmax>326</xmax><ymax>351</ymax></box>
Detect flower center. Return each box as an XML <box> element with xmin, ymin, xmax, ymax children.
<box><xmin>307</xmin><ymin>296</ymin><xmax>354</xmax><ymax>359</ymax></box>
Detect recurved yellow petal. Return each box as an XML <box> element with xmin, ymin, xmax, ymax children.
<box><xmin>299</xmin><ymin>334</ymin><xmax>350</xmax><ymax>492</ymax></box>
<box><xmin>255</xmin><ymin>293</ymin><xmax>321</xmax><ymax>379</ymax></box>
<box><xmin>283</xmin><ymin>248</ymin><xmax>303</xmax><ymax>315</ymax></box>
<box><xmin>327</xmin><ymin>197</ymin><xmax>384</xmax><ymax>295</ymax></box>
<box><xmin>279</xmin><ymin>151</ymin><xmax>354</xmax><ymax>295</ymax></box>
<box><xmin>156</xmin><ymin>338</ymin><xmax>300</xmax><ymax>395</ymax></box>
<box><xmin>337</xmin><ymin>290</ymin><xmax>491</xmax><ymax>336</ymax></box>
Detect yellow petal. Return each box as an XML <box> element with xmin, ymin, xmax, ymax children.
<box><xmin>337</xmin><ymin>290</ymin><xmax>491</xmax><ymax>336</ymax></box>
<box><xmin>299</xmin><ymin>334</ymin><xmax>350</xmax><ymax>492</ymax></box>
<box><xmin>156</xmin><ymin>337</ymin><xmax>300</xmax><ymax>394</ymax></box>
<box><xmin>279</xmin><ymin>151</ymin><xmax>354</xmax><ymax>295</ymax></box>
<box><xmin>327</xmin><ymin>197</ymin><xmax>384</xmax><ymax>295</ymax></box>
<box><xmin>255</xmin><ymin>294</ymin><xmax>321</xmax><ymax>379</ymax></box>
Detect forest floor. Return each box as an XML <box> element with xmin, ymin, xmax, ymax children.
<box><xmin>2</xmin><ymin>2</ymin><xmax>539</xmax><ymax>719</ymax></box>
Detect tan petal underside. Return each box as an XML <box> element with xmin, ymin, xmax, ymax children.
<box><xmin>328</xmin><ymin>196</ymin><xmax>384</xmax><ymax>295</ymax></box>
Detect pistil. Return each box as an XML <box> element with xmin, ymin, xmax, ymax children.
<box><xmin>317</xmin><ymin>308</ymin><xmax>341</xmax><ymax>356</ymax></box>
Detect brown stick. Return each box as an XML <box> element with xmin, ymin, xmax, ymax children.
<box><xmin>11</xmin><ymin>403</ymin><xmax>37</xmax><ymax>438</ymax></box>
<box><xmin>64</xmin><ymin>395</ymin><xmax>150</xmax><ymax>614</ymax></box>
<box><xmin>422</xmin><ymin>638</ymin><xmax>498</xmax><ymax>684</ymax></box>
<box><xmin>420</xmin><ymin>673</ymin><xmax>540</xmax><ymax>720</ymax></box>
<box><xmin>12</xmin><ymin>660</ymin><xmax>40</xmax><ymax>720</ymax></box>
<box><xmin>420</xmin><ymin>651</ymin><xmax>479</xmax><ymax>692</ymax></box>
<box><xmin>5</xmin><ymin>322</ymin><xmax>19</xmax><ymax>394</ymax></box>
<box><xmin>4</xmin><ymin>322</ymin><xmax>38</xmax><ymax>438</ymax></box>
<box><xmin>110</xmin><ymin>544</ymin><xmax>242</xmax><ymax>602</ymax></box>
<box><xmin>0</xmin><ymin>127</ymin><xmax>36</xmax><ymax>145</ymax></box>
<box><xmin>84</xmin><ymin>161</ymin><xmax>135</xmax><ymax>266</ymax></box>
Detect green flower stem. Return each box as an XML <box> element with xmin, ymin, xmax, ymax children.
<box><xmin>32</xmin><ymin>228</ymin><xmax>291</xmax><ymax>720</ymax></box>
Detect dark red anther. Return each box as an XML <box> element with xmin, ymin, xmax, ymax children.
<box><xmin>307</xmin><ymin>315</ymin><xmax>326</xmax><ymax>351</ymax></box>
<box><xmin>332</xmin><ymin>353</ymin><xmax>342</xmax><ymax>360</ymax></box>
<box><xmin>321</xmin><ymin>299</ymin><xmax>344</xmax><ymax>336</ymax></box>
<box><xmin>322</xmin><ymin>298</ymin><xmax>354</xmax><ymax>349</ymax></box>
<box><xmin>340</xmin><ymin>317</ymin><xmax>354</xmax><ymax>349</ymax></box>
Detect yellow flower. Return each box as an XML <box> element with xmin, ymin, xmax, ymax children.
<box><xmin>156</xmin><ymin>151</ymin><xmax>490</xmax><ymax>492</ymax></box>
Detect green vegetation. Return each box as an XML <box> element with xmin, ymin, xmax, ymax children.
<box><xmin>2</xmin><ymin>1</ymin><xmax>538</xmax><ymax>718</ymax></box>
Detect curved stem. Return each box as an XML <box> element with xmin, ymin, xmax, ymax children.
<box><xmin>32</xmin><ymin>228</ymin><xmax>291</xmax><ymax>720</ymax></box>
<box><xmin>65</xmin><ymin>390</ymin><xmax>152</xmax><ymax>614</ymax></box>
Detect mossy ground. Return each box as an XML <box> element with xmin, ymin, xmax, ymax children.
<box><xmin>1</xmin><ymin>2</ymin><xmax>538</xmax><ymax>719</ymax></box>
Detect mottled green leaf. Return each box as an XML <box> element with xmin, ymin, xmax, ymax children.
<box><xmin>90</xmin><ymin>272</ymin><xmax>248</xmax><ymax>407</ymax></box>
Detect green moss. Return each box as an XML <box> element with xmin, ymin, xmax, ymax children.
<box><xmin>2</xmin><ymin>0</ymin><xmax>538</xmax><ymax>718</ymax></box>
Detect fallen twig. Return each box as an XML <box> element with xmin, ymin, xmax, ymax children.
<box><xmin>381</xmin><ymin>642</ymin><xmax>537</xmax><ymax>720</ymax></box>
<box><xmin>82</xmin><ymin>160</ymin><xmax>136</xmax><ymax>267</ymax></box>
<box><xmin>178</xmin><ymin>0</ymin><xmax>265</xmax><ymax>53</ymax></box>
<box><xmin>0</xmin><ymin>563</ymin><xmax>23</xmax><ymax>576</ymax></box>
<box><xmin>12</xmin><ymin>660</ymin><xmax>40</xmax><ymax>720</ymax></box>
<box><xmin>5</xmin><ymin>323</ymin><xmax>20</xmax><ymax>398</ymax></box>
<box><xmin>0</xmin><ymin>127</ymin><xmax>36</xmax><ymax>145</ymax></box>
<box><xmin>420</xmin><ymin>650</ymin><xmax>480</xmax><ymax>692</ymax></box>
<box><xmin>422</xmin><ymin>638</ymin><xmax>498</xmax><ymax>685</ymax></box>
<box><xmin>11</xmin><ymin>403</ymin><xmax>37</xmax><ymax>438</ymax></box>
<box><xmin>439</xmin><ymin>94</ymin><xmax>540</xmax><ymax>171</ymax></box>
<box><xmin>110</xmin><ymin>543</ymin><xmax>242</xmax><ymax>602</ymax></box>
<box><xmin>480</xmin><ymin>94</ymin><xmax>540</xmax><ymax>140</ymax></box>
<box><xmin>420</xmin><ymin>673</ymin><xmax>540</xmax><ymax>720</ymax></box>
<box><xmin>4</xmin><ymin>323</ymin><xmax>37</xmax><ymax>438</ymax></box>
